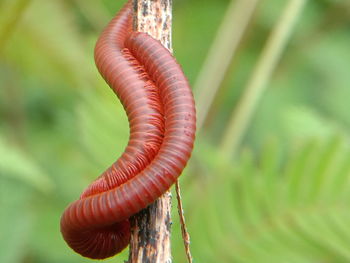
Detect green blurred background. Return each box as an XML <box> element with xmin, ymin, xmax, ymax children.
<box><xmin>1</xmin><ymin>0</ymin><xmax>350</xmax><ymax>262</ymax></box>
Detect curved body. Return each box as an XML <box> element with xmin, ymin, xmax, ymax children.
<box><xmin>60</xmin><ymin>1</ymin><xmax>196</xmax><ymax>259</ymax></box>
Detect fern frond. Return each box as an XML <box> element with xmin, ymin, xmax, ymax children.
<box><xmin>188</xmin><ymin>136</ymin><xmax>350</xmax><ymax>263</ymax></box>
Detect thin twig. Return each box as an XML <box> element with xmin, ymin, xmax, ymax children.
<box><xmin>175</xmin><ymin>180</ymin><xmax>193</xmax><ymax>263</ymax></box>
<box><xmin>220</xmin><ymin>0</ymin><xmax>307</xmax><ymax>157</ymax></box>
<box><xmin>128</xmin><ymin>1</ymin><xmax>173</xmax><ymax>263</ymax></box>
<box><xmin>194</xmin><ymin>0</ymin><xmax>260</xmax><ymax>131</ymax></box>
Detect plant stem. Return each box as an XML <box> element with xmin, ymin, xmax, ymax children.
<box><xmin>128</xmin><ymin>1</ymin><xmax>173</xmax><ymax>262</ymax></box>
<box><xmin>194</xmin><ymin>0</ymin><xmax>260</xmax><ymax>131</ymax></box>
<box><xmin>220</xmin><ymin>0</ymin><xmax>307</xmax><ymax>157</ymax></box>
<box><xmin>175</xmin><ymin>180</ymin><xmax>193</xmax><ymax>263</ymax></box>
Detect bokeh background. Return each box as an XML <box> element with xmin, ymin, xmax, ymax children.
<box><xmin>1</xmin><ymin>0</ymin><xmax>350</xmax><ymax>262</ymax></box>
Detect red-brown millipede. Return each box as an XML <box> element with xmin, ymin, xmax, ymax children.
<box><xmin>60</xmin><ymin>1</ymin><xmax>196</xmax><ymax>259</ymax></box>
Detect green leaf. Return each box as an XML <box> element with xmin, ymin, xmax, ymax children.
<box><xmin>187</xmin><ymin>135</ymin><xmax>350</xmax><ymax>263</ymax></box>
<box><xmin>0</xmin><ymin>136</ymin><xmax>53</xmax><ymax>193</ymax></box>
<box><xmin>0</xmin><ymin>179</ymin><xmax>33</xmax><ymax>263</ymax></box>
<box><xmin>76</xmin><ymin>88</ymin><xmax>129</xmax><ymax>177</ymax></box>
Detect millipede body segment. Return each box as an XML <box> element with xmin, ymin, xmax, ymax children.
<box><xmin>60</xmin><ymin>1</ymin><xmax>196</xmax><ymax>259</ymax></box>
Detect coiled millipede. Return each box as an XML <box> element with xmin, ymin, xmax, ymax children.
<box><xmin>60</xmin><ymin>1</ymin><xmax>196</xmax><ymax>259</ymax></box>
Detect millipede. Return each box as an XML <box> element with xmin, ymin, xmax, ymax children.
<box><xmin>60</xmin><ymin>0</ymin><xmax>196</xmax><ymax>259</ymax></box>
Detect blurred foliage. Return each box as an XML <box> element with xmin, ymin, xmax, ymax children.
<box><xmin>1</xmin><ymin>0</ymin><xmax>350</xmax><ymax>262</ymax></box>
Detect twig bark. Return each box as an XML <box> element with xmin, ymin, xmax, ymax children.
<box><xmin>128</xmin><ymin>1</ymin><xmax>173</xmax><ymax>262</ymax></box>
